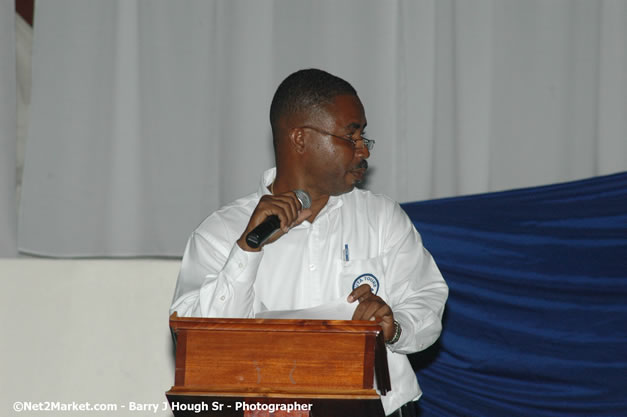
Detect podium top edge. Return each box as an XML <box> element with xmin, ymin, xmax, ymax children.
<box><xmin>169</xmin><ymin>313</ymin><xmax>383</xmax><ymax>334</ymax></box>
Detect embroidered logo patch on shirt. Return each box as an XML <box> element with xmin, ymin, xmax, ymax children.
<box><xmin>352</xmin><ymin>273</ymin><xmax>380</xmax><ymax>295</ymax></box>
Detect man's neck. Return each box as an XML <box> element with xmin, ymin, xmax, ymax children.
<box><xmin>272</xmin><ymin>174</ymin><xmax>329</xmax><ymax>223</ymax></box>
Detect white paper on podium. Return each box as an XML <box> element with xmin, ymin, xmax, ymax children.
<box><xmin>255</xmin><ymin>297</ymin><xmax>357</xmax><ymax>320</ymax></box>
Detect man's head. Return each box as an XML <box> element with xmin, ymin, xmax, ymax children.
<box><xmin>270</xmin><ymin>69</ymin><xmax>357</xmax><ymax>145</ymax></box>
<box><xmin>270</xmin><ymin>69</ymin><xmax>370</xmax><ymax>198</ymax></box>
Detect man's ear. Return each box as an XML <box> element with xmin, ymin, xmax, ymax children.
<box><xmin>289</xmin><ymin>127</ymin><xmax>306</xmax><ymax>154</ymax></box>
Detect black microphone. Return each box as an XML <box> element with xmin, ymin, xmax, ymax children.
<box><xmin>245</xmin><ymin>189</ymin><xmax>311</xmax><ymax>249</ymax></box>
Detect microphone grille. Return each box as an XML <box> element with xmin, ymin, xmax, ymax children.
<box><xmin>294</xmin><ymin>189</ymin><xmax>312</xmax><ymax>209</ymax></box>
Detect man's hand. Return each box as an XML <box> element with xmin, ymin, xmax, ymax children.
<box><xmin>237</xmin><ymin>191</ymin><xmax>312</xmax><ymax>252</ymax></box>
<box><xmin>348</xmin><ymin>284</ymin><xmax>396</xmax><ymax>342</ymax></box>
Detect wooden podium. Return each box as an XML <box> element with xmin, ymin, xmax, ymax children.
<box><xmin>166</xmin><ymin>313</ymin><xmax>390</xmax><ymax>417</ymax></box>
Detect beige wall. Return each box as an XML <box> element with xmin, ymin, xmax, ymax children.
<box><xmin>0</xmin><ymin>259</ymin><xmax>179</xmax><ymax>417</ymax></box>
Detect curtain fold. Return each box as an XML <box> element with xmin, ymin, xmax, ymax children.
<box><xmin>0</xmin><ymin>0</ymin><xmax>17</xmax><ymax>257</ymax></box>
<box><xmin>15</xmin><ymin>0</ymin><xmax>627</xmax><ymax>257</ymax></box>
<box><xmin>403</xmin><ymin>172</ymin><xmax>627</xmax><ymax>416</ymax></box>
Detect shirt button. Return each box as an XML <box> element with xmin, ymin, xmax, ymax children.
<box><xmin>238</xmin><ymin>262</ymin><xmax>244</xmax><ymax>269</ymax></box>
<box><xmin>220</xmin><ymin>295</ymin><xmax>226</xmax><ymax>301</ymax></box>
<box><xmin>309</xmin><ymin>264</ymin><xmax>316</xmax><ymax>271</ymax></box>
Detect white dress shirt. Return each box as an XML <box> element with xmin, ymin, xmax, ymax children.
<box><xmin>170</xmin><ymin>168</ymin><xmax>448</xmax><ymax>415</ymax></box>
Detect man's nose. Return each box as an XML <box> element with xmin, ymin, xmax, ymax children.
<box><xmin>356</xmin><ymin>142</ymin><xmax>370</xmax><ymax>159</ymax></box>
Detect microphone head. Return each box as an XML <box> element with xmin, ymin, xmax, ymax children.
<box><xmin>294</xmin><ymin>189</ymin><xmax>312</xmax><ymax>209</ymax></box>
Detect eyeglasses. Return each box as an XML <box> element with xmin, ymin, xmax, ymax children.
<box><xmin>300</xmin><ymin>126</ymin><xmax>375</xmax><ymax>151</ymax></box>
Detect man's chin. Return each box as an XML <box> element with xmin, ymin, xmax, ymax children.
<box><xmin>350</xmin><ymin>168</ymin><xmax>366</xmax><ymax>183</ymax></box>
<box><xmin>351</xmin><ymin>168</ymin><xmax>369</xmax><ymax>189</ymax></box>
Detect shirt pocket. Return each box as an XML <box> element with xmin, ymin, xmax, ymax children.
<box><xmin>336</xmin><ymin>255</ymin><xmax>386</xmax><ymax>298</ymax></box>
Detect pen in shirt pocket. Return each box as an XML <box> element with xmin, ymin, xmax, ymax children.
<box><xmin>343</xmin><ymin>243</ymin><xmax>350</xmax><ymax>262</ymax></box>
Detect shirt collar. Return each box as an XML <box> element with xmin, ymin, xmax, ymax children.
<box><xmin>258</xmin><ymin>167</ymin><xmax>276</xmax><ymax>197</ymax></box>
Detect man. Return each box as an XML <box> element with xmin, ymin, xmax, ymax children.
<box><xmin>170</xmin><ymin>68</ymin><xmax>448</xmax><ymax>416</ymax></box>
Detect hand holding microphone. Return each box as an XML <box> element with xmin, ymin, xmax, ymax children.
<box><xmin>238</xmin><ymin>189</ymin><xmax>312</xmax><ymax>251</ymax></box>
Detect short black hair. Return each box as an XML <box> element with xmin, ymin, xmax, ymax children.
<box><xmin>270</xmin><ymin>69</ymin><xmax>357</xmax><ymax>136</ymax></box>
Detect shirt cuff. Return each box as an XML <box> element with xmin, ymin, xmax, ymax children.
<box><xmin>386</xmin><ymin>312</ymin><xmax>411</xmax><ymax>352</ymax></box>
<box><xmin>222</xmin><ymin>242</ymin><xmax>264</xmax><ymax>285</ymax></box>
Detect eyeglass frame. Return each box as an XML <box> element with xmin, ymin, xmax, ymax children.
<box><xmin>299</xmin><ymin>125</ymin><xmax>375</xmax><ymax>151</ymax></box>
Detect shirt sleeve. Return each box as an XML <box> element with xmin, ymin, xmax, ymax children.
<box><xmin>169</xmin><ymin>217</ymin><xmax>264</xmax><ymax>318</ymax></box>
<box><xmin>383</xmin><ymin>202</ymin><xmax>449</xmax><ymax>355</ymax></box>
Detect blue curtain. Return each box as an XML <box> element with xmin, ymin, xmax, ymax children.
<box><xmin>402</xmin><ymin>172</ymin><xmax>627</xmax><ymax>417</ymax></box>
